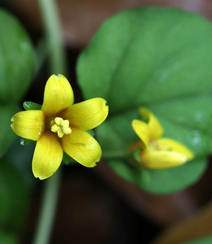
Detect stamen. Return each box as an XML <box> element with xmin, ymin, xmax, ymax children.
<box><xmin>149</xmin><ymin>141</ymin><xmax>172</xmax><ymax>151</ymax></box>
<box><xmin>55</xmin><ymin>117</ymin><xmax>63</xmax><ymax>126</ymax></box>
<box><xmin>50</xmin><ymin>117</ymin><xmax>72</xmax><ymax>138</ymax></box>
<box><xmin>51</xmin><ymin>124</ymin><xmax>60</xmax><ymax>132</ymax></box>
<box><xmin>156</xmin><ymin>144</ymin><xmax>172</xmax><ymax>151</ymax></box>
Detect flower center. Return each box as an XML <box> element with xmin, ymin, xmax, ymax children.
<box><xmin>149</xmin><ymin>141</ymin><xmax>172</xmax><ymax>151</ymax></box>
<box><xmin>50</xmin><ymin>117</ymin><xmax>72</xmax><ymax>138</ymax></box>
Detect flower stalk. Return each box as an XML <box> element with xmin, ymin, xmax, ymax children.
<box><xmin>33</xmin><ymin>170</ymin><xmax>61</xmax><ymax>244</ymax></box>
<box><xmin>37</xmin><ymin>0</ymin><xmax>66</xmax><ymax>75</ymax></box>
<box><xmin>33</xmin><ymin>0</ymin><xmax>66</xmax><ymax>243</ymax></box>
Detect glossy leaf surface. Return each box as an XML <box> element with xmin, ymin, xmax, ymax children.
<box><xmin>77</xmin><ymin>7</ymin><xmax>212</xmax><ymax>193</ymax></box>
<box><xmin>0</xmin><ymin>9</ymin><xmax>35</xmax><ymax>102</ymax></box>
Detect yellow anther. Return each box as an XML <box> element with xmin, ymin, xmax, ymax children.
<box><xmin>55</xmin><ymin>117</ymin><xmax>63</xmax><ymax>126</ymax></box>
<box><xmin>57</xmin><ymin>128</ymin><xmax>64</xmax><ymax>138</ymax></box>
<box><xmin>61</xmin><ymin>120</ymin><xmax>72</xmax><ymax>134</ymax></box>
<box><xmin>150</xmin><ymin>142</ymin><xmax>172</xmax><ymax>151</ymax></box>
<box><xmin>50</xmin><ymin>117</ymin><xmax>72</xmax><ymax>138</ymax></box>
<box><xmin>51</xmin><ymin>124</ymin><xmax>60</xmax><ymax>133</ymax></box>
<box><xmin>62</xmin><ymin>120</ymin><xmax>69</xmax><ymax>127</ymax></box>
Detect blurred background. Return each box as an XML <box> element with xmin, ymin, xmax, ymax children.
<box><xmin>2</xmin><ymin>0</ymin><xmax>212</xmax><ymax>243</ymax></box>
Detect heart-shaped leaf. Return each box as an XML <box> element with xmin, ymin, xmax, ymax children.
<box><xmin>77</xmin><ymin>7</ymin><xmax>212</xmax><ymax>114</ymax></box>
<box><xmin>77</xmin><ymin>7</ymin><xmax>212</xmax><ymax>193</ymax></box>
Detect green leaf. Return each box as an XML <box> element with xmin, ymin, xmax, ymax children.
<box><xmin>0</xmin><ymin>159</ymin><xmax>28</xmax><ymax>231</ymax></box>
<box><xmin>0</xmin><ymin>230</ymin><xmax>18</xmax><ymax>244</ymax></box>
<box><xmin>107</xmin><ymin>160</ymin><xmax>138</xmax><ymax>184</ymax></box>
<box><xmin>77</xmin><ymin>7</ymin><xmax>212</xmax><ymax>114</ymax></box>
<box><xmin>139</xmin><ymin>158</ymin><xmax>207</xmax><ymax>194</ymax></box>
<box><xmin>97</xmin><ymin>109</ymin><xmax>139</xmax><ymax>158</ymax></box>
<box><xmin>182</xmin><ymin>236</ymin><xmax>212</xmax><ymax>244</ymax></box>
<box><xmin>23</xmin><ymin>101</ymin><xmax>42</xmax><ymax>110</ymax></box>
<box><xmin>0</xmin><ymin>9</ymin><xmax>35</xmax><ymax>102</ymax></box>
<box><xmin>77</xmin><ymin>7</ymin><xmax>212</xmax><ymax>193</ymax></box>
<box><xmin>0</xmin><ymin>103</ymin><xmax>20</xmax><ymax>159</ymax></box>
<box><xmin>147</xmin><ymin>95</ymin><xmax>212</xmax><ymax>135</ymax></box>
<box><xmin>108</xmin><ymin>158</ymin><xmax>207</xmax><ymax>194</ymax></box>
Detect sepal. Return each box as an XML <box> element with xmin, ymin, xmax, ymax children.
<box><xmin>20</xmin><ymin>138</ymin><xmax>36</xmax><ymax>146</ymax></box>
<box><xmin>23</xmin><ymin>101</ymin><xmax>42</xmax><ymax>111</ymax></box>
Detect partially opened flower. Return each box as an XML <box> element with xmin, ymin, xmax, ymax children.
<box><xmin>131</xmin><ymin>108</ymin><xmax>194</xmax><ymax>169</ymax></box>
<box><xmin>11</xmin><ymin>74</ymin><xmax>109</xmax><ymax>180</ymax></box>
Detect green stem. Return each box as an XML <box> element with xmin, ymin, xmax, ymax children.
<box><xmin>33</xmin><ymin>0</ymin><xmax>67</xmax><ymax>243</ymax></box>
<box><xmin>37</xmin><ymin>0</ymin><xmax>66</xmax><ymax>75</ymax></box>
<box><xmin>33</xmin><ymin>170</ymin><xmax>61</xmax><ymax>244</ymax></box>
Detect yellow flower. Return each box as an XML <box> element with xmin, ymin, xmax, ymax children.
<box><xmin>11</xmin><ymin>74</ymin><xmax>109</xmax><ymax>180</ymax></box>
<box><xmin>131</xmin><ymin>108</ymin><xmax>194</xmax><ymax>169</ymax></box>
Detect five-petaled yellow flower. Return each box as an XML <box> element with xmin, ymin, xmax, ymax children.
<box><xmin>11</xmin><ymin>74</ymin><xmax>109</xmax><ymax>180</ymax></box>
<box><xmin>131</xmin><ymin>108</ymin><xmax>194</xmax><ymax>169</ymax></box>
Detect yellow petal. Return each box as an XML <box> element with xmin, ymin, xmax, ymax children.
<box><xmin>152</xmin><ymin>138</ymin><xmax>194</xmax><ymax>160</ymax></box>
<box><xmin>61</xmin><ymin>98</ymin><xmax>109</xmax><ymax>130</ymax></box>
<box><xmin>62</xmin><ymin>128</ymin><xmax>102</xmax><ymax>167</ymax></box>
<box><xmin>131</xmin><ymin>120</ymin><xmax>149</xmax><ymax>149</ymax></box>
<box><xmin>139</xmin><ymin>107</ymin><xmax>163</xmax><ymax>140</ymax></box>
<box><xmin>140</xmin><ymin>150</ymin><xmax>190</xmax><ymax>169</ymax></box>
<box><xmin>11</xmin><ymin>110</ymin><xmax>44</xmax><ymax>141</ymax></box>
<box><xmin>32</xmin><ymin>131</ymin><xmax>63</xmax><ymax>180</ymax></box>
<box><xmin>41</xmin><ymin>74</ymin><xmax>74</xmax><ymax>116</ymax></box>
